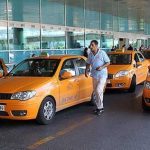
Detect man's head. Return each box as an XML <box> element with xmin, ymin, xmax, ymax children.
<box><xmin>90</xmin><ymin>40</ymin><xmax>98</xmax><ymax>52</ymax></box>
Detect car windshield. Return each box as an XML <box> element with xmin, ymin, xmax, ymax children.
<box><xmin>108</xmin><ymin>54</ymin><xmax>132</xmax><ymax>65</ymax></box>
<box><xmin>9</xmin><ymin>59</ymin><xmax>60</xmax><ymax>77</ymax></box>
<box><xmin>142</xmin><ymin>51</ymin><xmax>150</xmax><ymax>59</ymax></box>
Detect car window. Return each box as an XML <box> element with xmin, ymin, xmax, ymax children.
<box><xmin>60</xmin><ymin>59</ymin><xmax>76</xmax><ymax>77</ymax></box>
<box><xmin>75</xmin><ymin>58</ymin><xmax>86</xmax><ymax>75</ymax></box>
<box><xmin>137</xmin><ymin>53</ymin><xmax>145</xmax><ymax>62</ymax></box>
<box><xmin>9</xmin><ymin>59</ymin><xmax>60</xmax><ymax>77</ymax></box>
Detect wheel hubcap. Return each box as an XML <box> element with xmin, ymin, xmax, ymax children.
<box><xmin>43</xmin><ymin>101</ymin><xmax>53</xmax><ymax>120</ymax></box>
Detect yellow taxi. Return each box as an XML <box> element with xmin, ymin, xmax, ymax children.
<box><xmin>0</xmin><ymin>58</ymin><xmax>8</xmax><ymax>78</ymax></box>
<box><xmin>142</xmin><ymin>50</ymin><xmax>150</xmax><ymax>63</ymax></box>
<box><xmin>142</xmin><ymin>74</ymin><xmax>150</xmax><ymax>110</ymax></box>
<box><xmin>107</xmin><ymin>50</ymin><xmax>149</xmax><ymax>92</ymax></box>
<box><xmin>0</xmin><ymin>55</ymin><xmax>93</xmax><ymax>124</ymax></box>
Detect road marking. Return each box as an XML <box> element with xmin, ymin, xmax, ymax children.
<box><xmin>27</xmin><ymin>116</ymin><xmax>93</xmax><ymax>150</ymax></box>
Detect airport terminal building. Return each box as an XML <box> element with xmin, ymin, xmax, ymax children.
<box><xmin>0</xmin><ymin>0</ymin><xmax>150</xmax><ymax>64</ymax></box>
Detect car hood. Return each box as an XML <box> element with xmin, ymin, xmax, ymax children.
<box><xmin>0</xmin><ymin>76</ymin><xmax>54</xmax><ymax>93</ymax></box>
<box><xmin>108</xmin><ymin>65</ymin><xmax>132</xmax><ymax>74</ymax></box>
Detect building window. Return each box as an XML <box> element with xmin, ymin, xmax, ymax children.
<box><xmin>41</xmin><ymin>29</ymin><xmax>66</xmax><ymax>49</ymax></box>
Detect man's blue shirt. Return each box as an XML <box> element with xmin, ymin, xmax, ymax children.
<box><xmin>87</xmin><ymin>50</ymin><xmax>110</xmax><ymax>79</ymax></box>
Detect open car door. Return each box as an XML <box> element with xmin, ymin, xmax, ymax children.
<box><xmin>0</xmin><ymin>58</ymin><xmax>8</xmax><ymax>77</ymax></box>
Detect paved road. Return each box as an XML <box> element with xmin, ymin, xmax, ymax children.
<box><xmin>1</xmin><ymin>85</ymin><xmax>150</xmax><ymax>150</ymax></box>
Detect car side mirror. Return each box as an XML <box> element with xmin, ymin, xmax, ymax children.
<box><xmin>60</xmin><ymin>71</ymin><xmax>73</xmax><ymax>79</ymax></box>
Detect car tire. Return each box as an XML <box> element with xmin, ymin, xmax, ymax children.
<box><xmin>128</xmin><ymin>76</ymin><xmax>136</xmax><ymax>93</ymax></box>
<box><xmin>36</xmin><ymin>97</ymin><xmax>56</xmax><ymax>125</ymax></box>
<box><xmin>142</xmin><ymin>97</ymin><xmax>150</xmax><ymax>111</ymax></box>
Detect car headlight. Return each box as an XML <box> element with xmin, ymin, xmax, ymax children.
<box><xmin>115</xmin><ymin>71</ymin><xmax>129</xmax><ymax>78</ymax></box>
<box><xmin>145</xmin><ymin>81</ymin><xmax>150</xmax><ymax>89</ymax></box>
<box><xmin>11</xmin><ymin>91</ymin><xmax>36</xmax><ymax>101</ymax></box>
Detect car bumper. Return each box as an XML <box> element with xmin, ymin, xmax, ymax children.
<box><xmin>0</xmin><ymin>99</ymin><xmax>40</xmax><ymax>120</ymax></box>
<box><xmin>106</xmin><ymin>77</ymin><xmax>132</xmax><ymax>89</ymax></box>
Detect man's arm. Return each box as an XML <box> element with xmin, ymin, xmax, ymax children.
<box><xmin>96</xmin><ymin>62</ymin><xmax>110</xmax><ymax>71</ymax></box>
<box><xmin>96</xmin><ymin>51</ymin><xmax>110</xmax><ymax>71</ymax></box>
<box><xmin>85</xmin><ymin>63</ymin><xmax>90</xmax><ymax>77</ymax></box>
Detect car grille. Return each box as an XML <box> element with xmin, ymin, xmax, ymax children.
<box><xmin>108</xmin><ymin>74</ymin><xmax>114</xmax><ymax>79</ymax></box>
<box><xmin>107</xmin><ymin>83</ymin><xmax>112</xmax><ymax>87</ymax></box>
<box><xmin>0</xmin><ymin>111</ymin><xmax>9</xmax><ymax>116</ymax></box>
<box><xmin>0</xmin><ymin>93</ymin><xmax>12</xmax><ymax>100</ymax></box>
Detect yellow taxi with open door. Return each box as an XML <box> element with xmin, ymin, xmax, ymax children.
<box><xmin>107</xmin><ymin>50</ymin><xmax>149</xmax><ymax>92</ymax></box>
<box><xmin>0</xmin><ymin>55</ymin><xmax>93</xmax><ymax>124</ymax></box>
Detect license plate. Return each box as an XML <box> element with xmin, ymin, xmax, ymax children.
<box><xmin>0</xmin><ymin>105</ymin><xmax>5</xmax><ymax>111</ymax></box>
<box><xmin>107</xmin><ymin>80</ymin><xmax>111</xmax><ymax>84</ymax></box>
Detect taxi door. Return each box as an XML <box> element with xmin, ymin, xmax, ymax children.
<box><xmin>137</xmin><ymin>53</ymin><xmax>149</xmax><ymax>81</ymax></box>
<box><xmin>75</xmin><ymin>58</ymin><xmax>93</xmax><ymax>101</ymax></box>
<box><xmin>135</xmin><ymin>53</ymin><xmax>148</xmax><ymax>84</ymax></box>
<box><xmin>0</xmin><ymin>58</ymin><xmax>7</xmax><ymax>77</ymax></box>
<box><xmin>59</xmin><ymin>59</ymin><xmax>79</xmax><ymax>108</ymax></box>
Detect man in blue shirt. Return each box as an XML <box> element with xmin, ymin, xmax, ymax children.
<box><xmin>85</xmin><ymin>40</ymin><xmax>110</xmax><ymax>115</ymax></box>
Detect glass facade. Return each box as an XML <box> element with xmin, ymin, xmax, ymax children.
<box><xmin>41</xmin><ymin>29</ymin><xmax>65</xmax><ymax>49</ymax></box>
<box><xmin>66</xmin><ymin>0</ymin><xmax>84</xmax><ymax>28</ymax></box>
<box><xmin>0</xmin><ymin>0</ymin><xmax>7</xmax><ymax>20</ymax></box>
<box><xmin>85</xmin><ymin>33</ymin><xmax>100</xmax><ymax>47</ymax></box>
<box><xmin>9</xmin><ymin>27</ymin><xmax>41</xmax><ymax>50</ymax></box>
<box><xmin>101</xmin><ymin>13</ymin><xmax>113</xmax><ymax>31</ymax></box>
<box><xmin>0</xmin><ymin>0</ymin><xmax>150</xmax><ymax>64</ymax></box>
<box><xmin>0</xmin><ymin>26</ymin><xmax>7</xmax><ymax>50</ymax></box>
<box><xmin>8</xmin><ymin>0</ymin><xmax>40</xmax><ymax>23</ymax></box>
<box><xmin>41</xmin><ymin>0</ymin><xmax>65</xmax><ymax>25</ymax></box>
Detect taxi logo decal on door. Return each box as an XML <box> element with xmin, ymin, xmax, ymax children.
<box><xmin>62</xmin><ymin>94</ymin><xmax>78</xmax><ymax>104</ymax></box>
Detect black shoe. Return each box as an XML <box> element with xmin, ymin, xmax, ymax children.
<box><xmin>96</xmin><ymin>108</ymin><xmax>104</xmax><ymax>116</ymax></box>
<box><xmin>100</xmin><ymin>108</ymin><xmax>104</xmax><ymax>112</ymax></box>
<box><xmin>93</xmin><ymin>109</ymin><xmax>99</xmax><ymax>114</ymax></box>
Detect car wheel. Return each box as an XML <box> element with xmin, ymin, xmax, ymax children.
<box><xmin>142</xmin><ymin>97</ymin><xmax>150</xmax><ymax>111</ymax></box>
<box><xmin>128</xmin><ymin>76</ymin><xmax>136</xmax><ymax>93</ymax></box>
<box><xmin>36</xmin><ymin>97</ymin><xmax>56</xmax><ymax>125</ymax></box>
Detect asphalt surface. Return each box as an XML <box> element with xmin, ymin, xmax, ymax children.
<box><xmin>1</xmin><ymin>85</ymin><xmax>150</xmax><ymax>150</ymax></box>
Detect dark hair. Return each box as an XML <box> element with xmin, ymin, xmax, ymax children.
<box><xmin>90</xmin><ymin>40</ymin><xmax>98</xmax><ymax>46</ymax></box>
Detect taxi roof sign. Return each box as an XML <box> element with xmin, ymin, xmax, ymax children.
<box><xmin>115</xmin><ymin>49</ymin><xmax>125</xmax><ymax>52</ymax></box>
